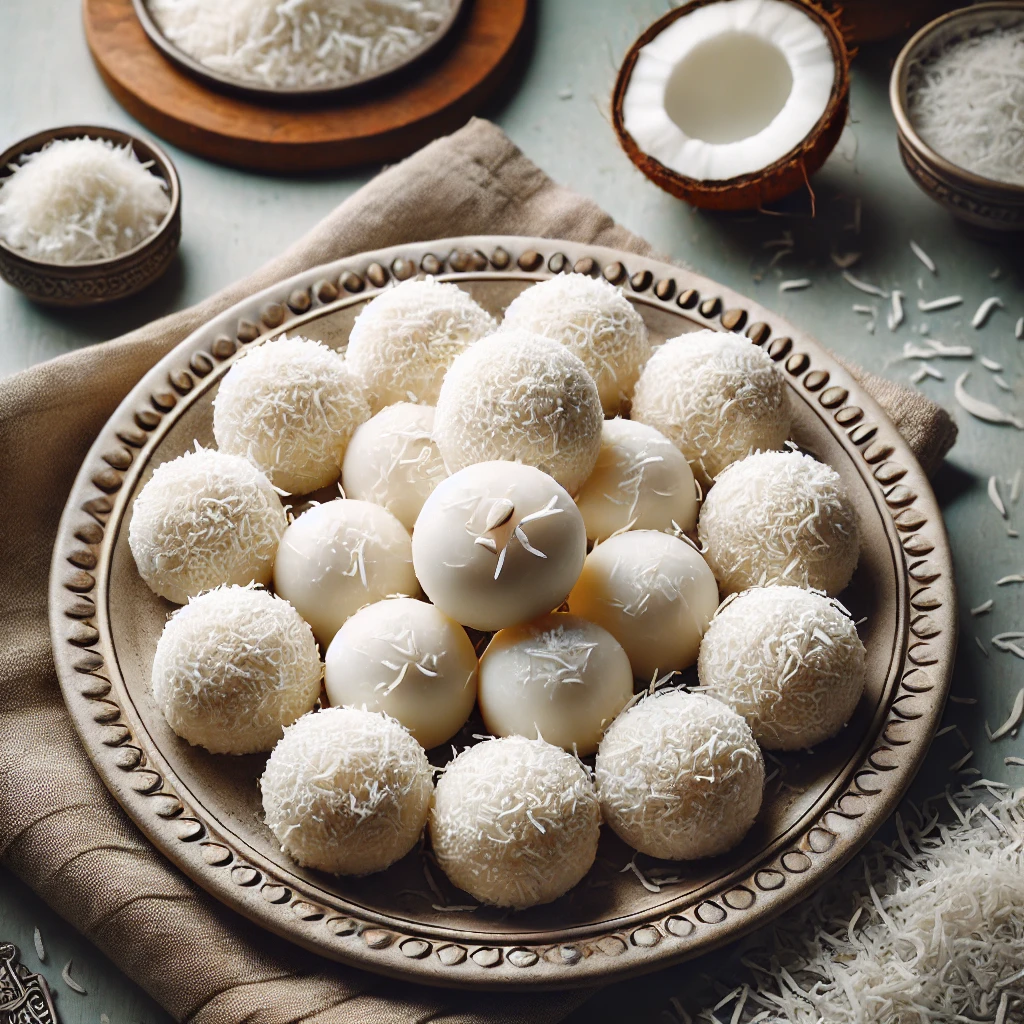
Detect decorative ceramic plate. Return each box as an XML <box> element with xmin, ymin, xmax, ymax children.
<box><xmin>49</xmin><ymin>237</ymin><xmax>955</xmax><ymax>990</ymax></box>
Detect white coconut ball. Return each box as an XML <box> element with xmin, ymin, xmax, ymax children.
<box><xmin>434</xmin><ymin>328</ymin><xmax>603</xmax><ymax>495</ymax></box>
<box><xmin>129</xmin><ymin>447</ymin><xmax>287</xmax><ymax>604</ymax></box>
<box><xmin>262</xmin><ymin>707</ymin><xmax>432</xmax><ymax>875</ymax></box>
<box><xmin>567</xmin><ymin>530</ymin><xmax>719</xmax><ymax>681</ymax></box>
<box><xmin>430</xmin><ymin>736</ymin><xmax>601</xmax><ymax>908</ymax></box>
<box><xmin>478</xmin><ymin>613</ymin><xmax>633</xmax><ymax>757</ymax></box>
<box><xmin>596</xmin><ymin>689</ymin><xmax>764</xmax><ymax>861</ymax></box>
<box><xmin>698</xmin><ymin>450</ymin><xmax>860</xmax><ymax>596</ymax></box>
<box><xmin>501</xmin><ymin>275</ymin><xmax>651</xmax><ymax>415</ymax></box>
<box><xmin>324</xmin><ymin>597</ymin><xmax>477</xmax><ymax>750</ymax></box>
<box><xmin>631</xmin><ymin>330</ymin><xmax>790</xmax><ymax>483</ymax></box>
<box><xmin>340</xmin><ymin>403</ymin><xmax>447</xmax><ymax>531</ymax></box>
<box><xmin>346</xmin><ymin>278</ymin><xmax>496</xmax><ymax>410</ymax></box>
<box><xmin>574</xmin><ymin>418</ymin><xmax>698</xmax><ymax>542</ymax></box>
<box><xmin>274</xmin><ymin>499</ymin><xmax>418</xmax><ymax>648</ymax></box>
<box><xmin>213</xmin><ymin>334</ymin><xmax>370</xmax><ymax>495</ymax></box>
<box><xmin>698</xmin><ymin>587</ymin><xmax>866</xmax><ymax>750</ymax></box>
<box><xmin>151</xmin><ymin>586</ymin><xmax>321</xmax><ymax>755</ymax></box>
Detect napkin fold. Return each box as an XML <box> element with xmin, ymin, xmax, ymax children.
<box><xmin>0</xmin><ymin>118</ymin><xmax>956</xmax><ymax>1024</ymax></box>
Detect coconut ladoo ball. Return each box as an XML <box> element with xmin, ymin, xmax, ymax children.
<box><xmin>274</xmin><ymin>499</ymin><xmax>417</xmax><ymax>648</ymax></box>
<box><xmin>631</xmin><ymin>330</ymin><xmax>790</xmax><ymax>484</ymax></box>
<box><xmin>698</xmin><ymin>586</ymin><xmax>866</xmax><ymax>750</ymax></box>
<box><xmin>574</xmin><ymin>418</ymin><xmax>697</xmax><ymax>542</ymax></box>
<box><xmin>340</xmin><ymin>402</ymin><xmax>447</xmax><ymax>531</ymax></box>
<box><xmin>430</xmin><ymin>736</ymin><xmax>601</xmax><ymax>908</ymax></box>
<box><xmin>129</xmin><ymin>447</ymin><xmax>287</xmax><ymax>604</ymax></box>
<box><xmin>501</xmin><ymin>275</ymin><xmax>651</xmax><ymax>415</ymax></box>
<box><xmin>567</xmin><ymin>530</ymin><xmax>719</xmax><ymax>680</ymax></box>
<box><xmin>412</xmin><ymin>461</ymin><xmax>587</xmax><ymax>632</ymax></box>
<box><xmin>346</xmin><ymin>278</ymin><xmax>496</xmax><ymax>410</ymax></box>
<box><xmin>478</xmin><ymin>613</ymin><xmax>633</xmax><ymax>757</ymax></box>
<box><xmin>434</xmin><ymin>329</ymin><xmax>603</xmax><ymax>495</ymax></box>
<box><xmin>596</xmin><ymin>689</ymin><xmax>764</xmax><ymax>861</ymax></box>
<box><xmin>151</xmin><ymin>586</ymin><xmax>321</xmax><ymax>755</ymax></box>
<box><xmin>262</xmin><ymin>707</ymin><xmax>432</xmax><ymax>876</ymax></box>
<box><xmin>698</xmin><ymin>450</ymin><xmax>859</xmax><ymax>596</ymax></box>
<box><xmin>213</xmin><ymin>334</ymin><xmax>370</xmax><ymax>495</ymax></box>
<box><xmin>324</xmin><ymin>597</ymin><xmax>477</xmax><ymax>750</ymax></box>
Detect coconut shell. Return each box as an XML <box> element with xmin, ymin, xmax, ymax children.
<box><xmin>612</xmin><ymin>0</ymin><xmax>852</xmax><ymax>212</ymax></box>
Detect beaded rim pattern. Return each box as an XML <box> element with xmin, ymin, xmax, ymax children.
<box><xmin>49</xmin><ymin>236</ymin><xmax>955</xmax><ymax>989</ymax></box>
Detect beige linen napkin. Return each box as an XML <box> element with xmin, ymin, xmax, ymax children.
<box><xmin>0</xmin><ymin>118</ymin><xmax>956</xmax><ymax>1024</ymax></box>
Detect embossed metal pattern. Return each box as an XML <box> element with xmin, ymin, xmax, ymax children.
<box><xmin>49</xmin><ymin>237</ymin><xmax>956</xmax><ymax>989</ymax></box>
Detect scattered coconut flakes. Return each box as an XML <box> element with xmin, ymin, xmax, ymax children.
<box><xmin>62</xmin><ymin>960</ymin><xmax>86</xmax><ymax>995</ymax></box>
<box><xmin>1016</xmin><ymin>317</ymin><xmax>1024</xmax><ymax>340</ymax></box>
<box><xmin>994</xmin><ymin>375</ymin><xmax>1013</xmax><ymax>392</ymax></box>
<box><xmin>903</xmin><ymin>340</ymin><xmax>972</xmax><ymax>359</ymax></box>
<box><xmin>949</xmin><ymin>695</ymin><xmax>978</xmax><ymax>704</ymax></box>
<box><xmin>101</xmin><ymin>1015</ymin><xmax>111</xmax><ymax>1024</ymax></box>
<box><xmin>920</xmin><ymin>362</ymin><xmax>944</xmax><ymax>381</ymax></box>
<box><xmin>982</xmin><ymin>356</ymin><xmax>1004</xmax><ymax>372</ymax></box>
<box><xmin>996</xmin><ymin>574</ymin><xmax>1024</xmax><ymax>585</ymax></box>
<box><xmin>842</xmin><ymin>270</ymin><xmax>888</xmax><ymax>298</ymax></box>
<box><xmin>993</xmin><ymin>632</ymin><xmax>1024</xmax><ymax>659</ymax></box>
<box><xmin>973</xmin><ymin>296</ymin><xmax>1005</xmax><ymax>328</ymax></box>
<box><xmin>954</xmin><ymin>372</ymin><xmax>1024</xmax><ymax>428</ymax></box>
<box><xmin>768</xmin><ymin>248</ymin><xmax>793</xmax><ymax>267</ymax></box>
<box><xmin>935</xmin><ymin>724</ymin><xmax>957</xmax><ymax>737</ymax></box>
<box><xmin>971</xmin><ymin>599</ymin><xmax>994</xmax><ymax>616</ymax></box>
<box><xmin>976</xmin><ymin>636</ymin><xmax>990</xmax><ymax>658</ymax></box>
<box><xmin>1011</xmin><ymin>469</ymin><xmax>1022</xmax><ymax>504</ymax></box>
<box><xmin>1006</xmin><ymin>757</ymin><xmax>1024</xmax><ymax>767</ymax></box>
<box><xmin>888</xmin><ymin>290</ymin><xmax>904</xmax><ymax>331</ymax></box>
<box><xmin>988</xmin><ymin>689</ymin><xmax>1024</xmax><ymax>740</ymax></box>
<box><xmin>852</xmin><ymin>303</ymin><xmax>876</xmax><ymax>315</ymax></box>
<box><xmin>910</xmin><ymin>365</ymin><xmax>929</xmax><ymax>385</ymax></box>
<box><xmin>989</xmin><ymin>476</ymin><xmax>1008</xmax><ymax>518</ymax></box>
<box><xmin>831</xmin><ymin>251</ymin><xmax>861</xmax><ymax>269</ymax></box>
<box><xmin>949</xmin><ymin>749</ymin><xmax>974</xmax><ymax>772</ymax></box>
<box><xmin>918</xmin><ymin>295</ymin><xmax>963</xmax><ymax>312</ymax></box>
<box><xmin>909</xmin><ymin>240</ymin><xmax>937</xmax><ymax>273</ymax></box>
<box><xmin>1010</xmin><ymin>528</ymin><xmax>1020</xmax><ymax>538</ymax></box>
<box><xmin>779</xmin><ymin>278</ymin><xmax>812</xmax><ymax>292</ymax></box>
<box><xmin>991</xmin><ymin>267</ymin><xmax>1003</xmax><ymax>280</ymax></box>
<box><xmin>558</xmin><ymin>87</ymin><xmax>573</xmax><ymax>100</ymax></box>
<box><xmin>33</xmin><ymin>926</ymin><xmax>45</xmax><ymax>962</ymax></box>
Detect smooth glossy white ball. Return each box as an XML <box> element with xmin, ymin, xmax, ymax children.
<box><xmin>430</xmin><ymin>736</ymin><xmax>600</xmax><ymax>908</ymax></box>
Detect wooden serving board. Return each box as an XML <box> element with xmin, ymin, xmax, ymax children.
<box><xmin>83</xmin><ymin>0</ymin><xmax>528</xmax><ymax>172</ymax></box>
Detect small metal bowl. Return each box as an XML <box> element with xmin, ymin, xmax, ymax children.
<box><xmin>0</xmin><ymin>125</ymin><xmax>181</xmax><ymax>306</ymax></box>
<box><xmin>890</xmin><ymin>2</ymin><xmax>1024</xmax><ymax>234</ymax></box>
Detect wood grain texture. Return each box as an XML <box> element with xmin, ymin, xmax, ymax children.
<box><xmin>83</xmin><ymin>0</ymin><xmax>527</xmax><ymax>172</ymax></box>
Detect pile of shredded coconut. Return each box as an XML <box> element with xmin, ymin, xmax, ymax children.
<box><xmin>0</xmin><ymin>137</ymin><xmax>170</xmax><ymax>264</ymax></box>
<box><xmin>147</xmin><ymin>0</ymin><xmax>455</xmax><ymax>90</ymax></box>
<box><xmin>907</xmin><ymin>24</ymin><xmax>1024</xmax><ymax>186</ymax></box>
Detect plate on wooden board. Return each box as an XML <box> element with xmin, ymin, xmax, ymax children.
<box><xmin>49</xmin><ymin>236</ymin><xmax>956</xmax><ymax>990</ymax></box>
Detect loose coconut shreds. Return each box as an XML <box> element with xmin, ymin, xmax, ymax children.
<box><xmin>347</xmin><ymin>278</ymin><xmax>496</xmax><ymax>410</ymax></box>
<box><xmin>501</xmin><ymin>274</ymin><xmax>652</xmax><ymax>416</ymax></box>
<box><xmin>0</xmin><ymin>137</ymin><xmax>170</xmax><ymax>264</ymax></box>
<box><xmin>152</xmin><ymin>585</ymin><xmax>321</xmax><ymax>755</ymax></box>
<box><xmin>128</xmin><ymin>446</ymin><xmax>288</xmax><ymax>604</ymax></box>
<box><xmin>631</xmin><ymin>331</ymin><xmax>791</xmax><ymax>485</ymax></box>
<box><xmin>429</xmin><ymin>735</ymin><xmax>601</xmax><ymax>909</ymax></box>
<box><xmin>262</xmin><ymin>706</ymin><xmax>432</xmax><ymax>876</ymax></box>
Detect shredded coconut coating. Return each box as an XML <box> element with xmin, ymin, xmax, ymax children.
<box><xmin>262</xmin><ymin>707</ymin><xmax>432</xmax><ymax>875</ymax></box>
<box><xmin>430</xmin><ymin>735</ymin><xmax>600</xmax><ymax>908</ymax></box>
<box><xmin>698</xmin><ymin>450</ymin><xmax>859</xmax><ymax>596</ymax></box>
<box><xmin>501</xmin><ymin>275</ymin><xmax>652</xmax><ymax>415</ymax></box>
<box><xmin>698</xmin><ymin>586</ymin><xmax>866</xmax><ymax>750</ymax></box>
<box><xmin>129</xmin><ymin>447</ymin><xmax>287</xmax><ymax>604</ymax></box>
<box><xmin>631</xmin><ymin>330</ymin><xmax>790</xmax><ymax>484</ymax></box>
<box><xmin>434</xmin><ymin>329</ymin><xmax>603</xmax><ymax>495</ymax></box>
<box><xmin>346</xmin><ymin>279</ymin><xmax>496</xmax><ymax>410</ymax></box>
<box><xmin>214</xmin><ymin>334</ymin><xmax>369</xmax><ymax>495</ymax></box>
<box><xmin>596</xmin><ymin>689</ymin><xmax>764</xmax><ymax>861</ymax></box>
<box><xmin>152</xmin><ymin>585</ymin><xmax>321</xmax><ymax>754</ymax></box>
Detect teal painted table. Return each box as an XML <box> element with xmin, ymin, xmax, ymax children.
<box><xmin>1</xmin><ymin>2</ymin><xmax>1021</xmax><ymax>1021</ymax></box>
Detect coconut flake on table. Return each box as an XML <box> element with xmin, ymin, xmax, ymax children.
<box><xmin>0</xmin><ymin>137</ymin><xmax>170</xmax><ymax>264</ymax></box>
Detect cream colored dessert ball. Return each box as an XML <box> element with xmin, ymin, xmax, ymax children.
<box><xmin>434</xmin><ymin>328</ymin><xmax>603</xmax><ymax>495</ymax></box>
<box><xmin>698</xmin><ymin>587</ymin><xmax>866</xmax><ymax>750</ymax></box>
<box><xmin>152</xmin><ymin>586</ymin><xmax>321</xmax><ymax>755</ymax></box>
<box><xmin>567</xmin><ymin>530</ymin><xmax>719</xmax><ymax>680</ymax></box>
<box><xmin>274</xmin><ymin>499</ymin><xmax>417</xmax><ymax>647</ymax></box>
<box><xmin>478</xmin><ymin>613</ymin><xmax>633</xmax><ymax>756</ymax></box>
<box><xmin>596</xmin><ymin>689</ymin><xmax>764</xmax><ymax>860</ymax></box>
<box><xmin>213</xmin><ymin>334</ymin><xmax>370</xmax><ymax>495</ymax></box>
<box><xmin>631</xmin><ymin>330</ymin><xmax>790</xmax><ymax>483</ymax></box>
<box><xmin>501</xmin><ymin>275</ymin><xmax>651</xmax><ymax>415</ymax></box>
<box><xmin>574</xmin><ymin>418</ymin><xmax>697</xmax><ymax>542</ymax></box>
<box><xmin>346</xmin><ymin>278</ymin><xmax>496</xmax><ymax>410</ymax></box>
<box><xmin>129</xmin><ymin>447</ymin><xmax>287</xmax><ymax>604</ymax></box>
<box><xmin>340</xmin><ymin>402</ymin><xmax>447</xmax><ymax>531</ymax></box>
<box><xmin>430</xmin><ymin>736</ymin><xmax>600</xmax><ymax>908</ymax></box>
<box><xmin>412</xmin><ymin>461</ymin><xmax>587</xmax><ymax>631</ymax></box>
<box><xmin>698</xmin><ymin>450</ymin><xmax>859</xmax><ymax>596</ymax></box>
<box><xmin>324</xmin><ymin>597</ymin><xmax>477</xmax><ymax>750</ymax></box>
<box><xmin>261</xmin><ymin>707</ymin><xmax>432</xmax><ymax>876</ymax></box>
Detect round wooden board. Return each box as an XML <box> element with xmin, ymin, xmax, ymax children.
<box><xmin>82</xmin><ymin>0</ymin><xmax>527</xmax><ymax>172</ymax></box>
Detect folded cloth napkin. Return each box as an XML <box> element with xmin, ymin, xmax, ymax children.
<box><xmin>0</xmin><ymin>118</ymin><xmax>957</xmax><ymax>1024</ymax></box>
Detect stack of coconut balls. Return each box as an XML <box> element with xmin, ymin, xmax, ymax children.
<box><xmin>129</xmin><ymin>273</ymin><xmax>866</xmax><ymax>910</ymax></box>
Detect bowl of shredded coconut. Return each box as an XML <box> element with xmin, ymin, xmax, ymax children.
<box><xmin>891</xmin><ymin>2</ymin><xmax>1024</xmax><ymax>233</ymax></box>
<box><xmin>0</xmin><ymin>125</ymin><xmax>181</xmax><ymax>305</ymax></box>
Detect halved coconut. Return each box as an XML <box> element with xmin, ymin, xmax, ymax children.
<box><xmin>613</xmin><ymin>0</ymin><xmax>851</xmax><ymax>211</ymax></box>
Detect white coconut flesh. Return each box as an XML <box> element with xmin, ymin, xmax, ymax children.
<box><xmin>622</xmin><ymin>0</ymin><xmax>836</xmax><ymax>181</ymax></box>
